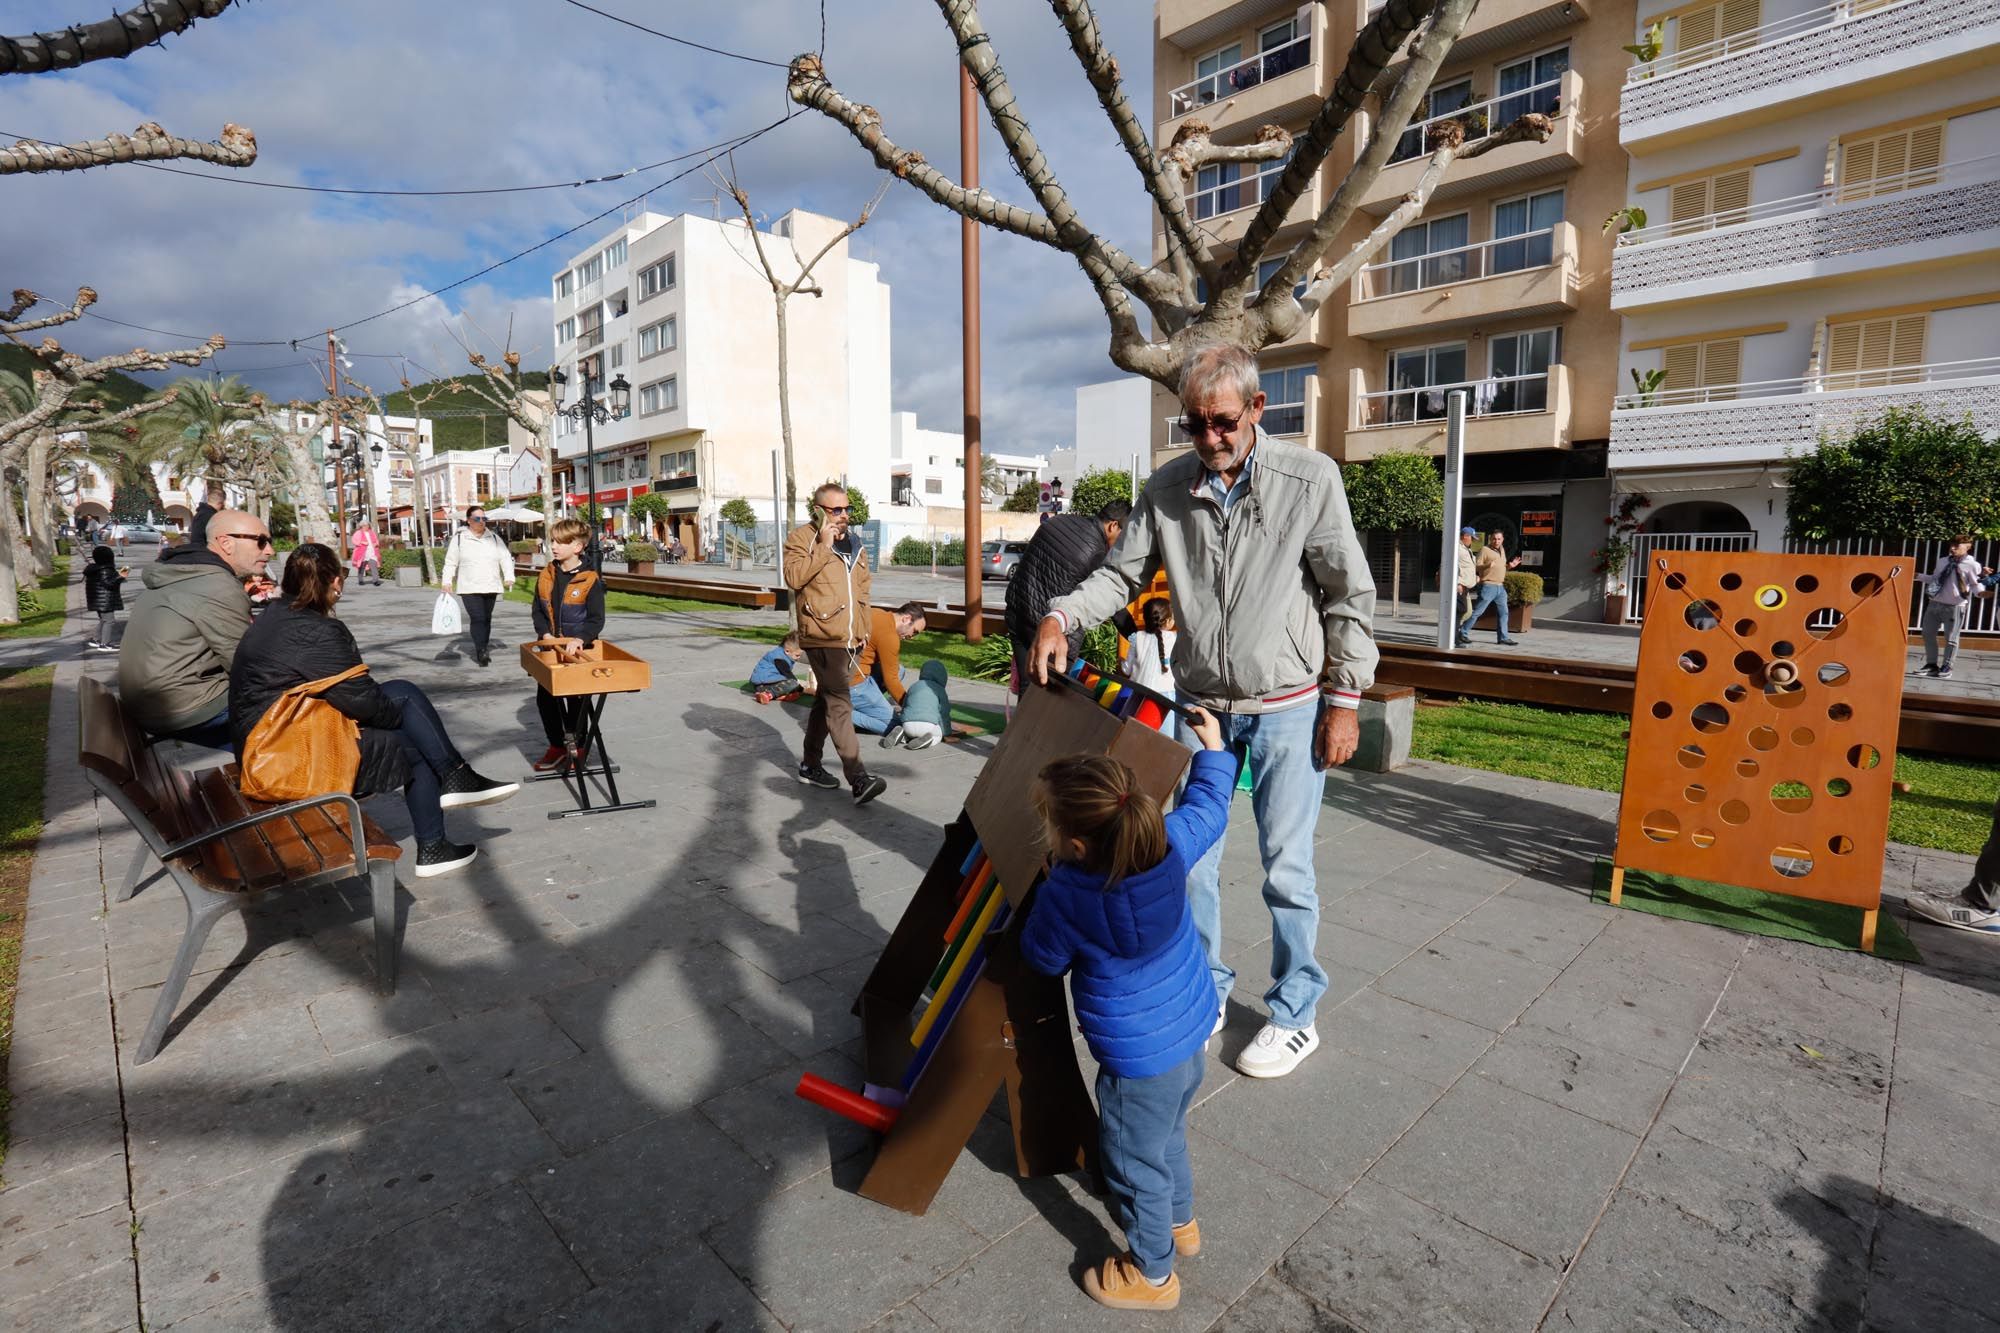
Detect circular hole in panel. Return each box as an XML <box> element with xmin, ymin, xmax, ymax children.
<box><xmin>1679</xmin><ymin>650</ymin><xmax>1708</xmax><ymax>675</ymax></box>
<box><xmin>1733</xmin><ymin>650</ymin><xmax>1765</xmax><ymax>678</ymax></box>
<box><xmin>1691</xmin><ymin>702</ymin><xmax>1731</xmax><ymax>734</ymax></box>
<box><xmin>1736</xmin><ymin>757</ymin><xmax>1761</xmax><ymax>778</ymax></box>
<box><xmin>1851</xmin><ymin>573</ymin><xmax>1884</xmax><ymax>597</ymax></box>
<box><xmin>1724</xmin><ymin>684</ymin><xmax>1748</xmax><ymax>703</ymax></box>
<box><xmin>1818</xmin><ymin>662</ymin><xmax>1850</xmax><ymax>686</ymax></box>
<box><xmin>1720</xmin><ymin>572</ymin><xmax>1743</xmax><ymax>591</ymax></box>
<box><xmin>1684</xmin><ymin>600</ymin><xmax>1723</xmax><ymax>631</ymax></box>
<box><xmin>1720</xmin><ymin>799</ymin><xmax>1752</xmax><ymax>826</ymax></box>
<box><xmin>1848</xmin><ymin>743</ymin><xmax>1882</xmax><ymax>771</ymax></box>
<box><xmin>1748</xmin><ymin>725</ymin><xmax>1780</xmax><ymax>751</ymax></box>
<box><xmin>1691</xmin><ymin>828</ymin><xmax>1717</xmax><ymax>849</ymax></box>
<box><xmin>1677</xmin><ymin>743</ymin><xmax>1707</xmax><ymax>769</ymax></box>
<box><xmin>1791</xmin><ymin>727</ymin><xmax>1815</xmax><ymax>746</ymax></box>
<box><xmin>1771</xmin><ymin>844</ymin><xmax>1815</xmax><ymax>878</ymax></box>
<box><xmin>1829</xmin><ymin>835</ymin><xmax>1854</xmax><ymax>856</ymax></box>
<box><xmin>1827</xmin><ymin>777</ymin><xmax>1853</xmax><ymax>797</ymax></box>
<box><xmin>1771</xmin><ymin>781</ymin><xmax>1813</xmax><ymax>814</ymax></box>
<box><xmin>1651</xmin><ymin>701</ymin><xmax>1674</xmax><ymax>720</ymax></box>
<box><xmin>1765</xmin><ymin>683</ymin><xmax>1808</xmax><ymax>710</ymax></box>
<box><xmin>1665</xmin><ymin>571</ymin><xmax>1688</xmax><ymax>591</ymax></box>
<box><xmin>1642</xmin><ymin>810</ymin><xmax>1680</xmax><ymax>843</ymax></box>
<box><xmin>1808</xmin><ymin>609</ymin><xmax>1847</xmax><ymax>641</ymax></box>
<box><xmin>1796</xmin><ymin>574</ymin><xmax>1820</xmax><ymax>593</ymax></box>
<box><xmin>1771</xmin><ymin>640</ymin><xmax>1798</xmax><ymax>658</ymax></box>
<box><xmin>1755</xmin><ymin>585</ymin><xmax>1788</xmax><ymax>610</ymax></box>
<box><xmin>1734</xmin><ymin>618</ymin><xmax>1758</xmax><ymax>638</ymax></box>
<box><xmin>1684</xmin><ymin>783</ymin><xmax>1708</xmax><ymax>804</ymax></box>
<box><xmin>1828</xmin><ymin>702</ymin><xmax>1853</xmax><ymax>722</ymax></box>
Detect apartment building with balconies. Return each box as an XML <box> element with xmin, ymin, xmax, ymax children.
<box><xmin>1154</xmin><ymin>0</ymin><xmax>1635</xmax><ymax>613</ymax></box>
<box><xmin>548</xmin><ymin>207</ymin><xmax>892</xmax><ymax>559</ymax></box>
<box><xmin>1607</xmin><ymin>0</ymin><xmax>2000</xmax><ymax>549</ymax></box>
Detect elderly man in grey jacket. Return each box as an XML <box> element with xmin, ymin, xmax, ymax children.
<box><xmin>1033</xmin><ymin>344</ymin><xmax>1378</xmax><ymax>1080</ymax></box>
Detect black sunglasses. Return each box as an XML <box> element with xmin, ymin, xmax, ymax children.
<box><xmin>223</xmin><ymin>532</ymin><xmax>274</xmax><ymax>548</ymax></box>
<box><xmin>1178</xmin><ymin>409</ymin><xmax>1246</xmax><ymax>439</ymax></box>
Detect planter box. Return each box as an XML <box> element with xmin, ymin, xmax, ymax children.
<box><xmin>1603</xmin><ymin>592</ymin><xmax>1628</xmax><ymax>624</ymax></box>
<box><xmin>630</xmin><ymin>561</ymin><xmax>655</xmax><ymax>575</ymax></box>
<box><xmin>395</xmin><ymin>566</ymin><xmax>424</xmax><ymax>588</ymax></box>
<box><xmin>1511</xmin><ymin>603</ymin><xmax>1534</xmax><ymax>633</ymax></box>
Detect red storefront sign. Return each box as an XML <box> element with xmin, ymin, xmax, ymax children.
<box><xmin>563</xmin><ymin>483</ymin><xmax>649</xmax><ymax>506</ymax></box>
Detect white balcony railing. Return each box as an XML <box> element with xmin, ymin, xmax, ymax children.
<box><xmin>1186</xmin><ymin>156</ymin><xmax>1289</xmax><ymax>221</ymax></box>
<box><xmin>1163</xmin><ymin>399</ymin><xmax>1311</xmax><ymax>446</ymax></box>
<box><xmin>1169</xmin><ymin>31</ymin><xmax>1313</xmax><ymax>116</ymax></box>
<box><xmin>1386</xmin><ymin>76</ymin><xmax>1563</xmax><ymax>165</ymax></box>
<box><xmin>1619</xmin><ymin>153</ymin><xmax>2000</xmax><ymax>246</ymax></box>
<box><xmin>1627</xmin><ymin>0</ymin><xmax>1907</xmax><ymax>84</ymax></box>
<box><xmin>1356</xmin><ymin>227</ymin><xmax>1558</xmax><ymax>300</ymax></box>
<box><xmin>1356</xmin><ymin>370</ymin><xmax>1552</xmax><ymax>428</ymax></box>
<box><xmin>1613</xmin><ymin>356</ymin><xmax>2000</xmax><ymax>410</ymax></box>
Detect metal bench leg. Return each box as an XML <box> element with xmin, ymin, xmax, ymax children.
<box><xmin>117</xmin><ymin>839</ymin><xmax>159</xmax><ymax>904</ymax></box>
<box><xmin>135</xmin><ymin>884</ymin><xmax>236</xmax><ymax>1065</ymax></box>
<box><xmin>369</xmin><ymin>861</ymin><xmax>399</xmax><ymax>995</ymax></box>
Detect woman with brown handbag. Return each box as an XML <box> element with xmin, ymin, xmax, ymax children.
<box><xmin>229</xmin><ymin>544</ymin><xmax>517</xmax><ymax>877</ymax></box>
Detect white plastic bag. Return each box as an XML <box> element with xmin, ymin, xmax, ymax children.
<box><xmin>431</xmin><ymin>593</ymin><xmax>463</xmax><ymax>636</ymax></box>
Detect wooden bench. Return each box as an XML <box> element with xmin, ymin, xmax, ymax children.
<box><xmin>77</xmin><ymin>676</ymin><xmax>404</xmax><ymax>1064</ymax></box>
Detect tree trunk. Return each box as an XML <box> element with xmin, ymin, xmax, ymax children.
<box><xmin>402</xmin><ymin>446</ymin><xmax>435</xmax><ymax>581</ymax></box>
<box><xmin>1390</xmin><ymin>543</ymin><xmax>1402</xmax><ymax>622</ymax></box>
<box><xmin>25</xmin><ymin>433</ymin><xmax>54</xmax><ymax>577</ymax></box>
<box><xmin>774</xmin><ymin>297</ymin><xmax>798</xmax><ymax>529</ymax></box>
<box><xmin>283</xmin><ymin>434</ymin><xmax>335</xmax><ymax>545</ymax></box>
<box><xmin>0</xmin><ymin>468</ymin><xmax>25</xmax><ymax>627</ymax></box>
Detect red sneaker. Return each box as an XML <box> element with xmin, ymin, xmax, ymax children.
<box><xmin>531</xmin><ymin>746</ymin><xmax>567</xmax><ymax>772</ymax></box>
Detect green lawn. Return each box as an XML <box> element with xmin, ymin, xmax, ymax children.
<box><xmin>0</xmin><ymin>572</ymin><xmax>70</xmax><ymax>640</ymax></box>
<box><xmin>1411</xmin><ymin>698</ymin><xmax>1998</xmax><ymax>855</ymax></box>
<box><xmin>698</xmin><ymin>622</ymin><xmax>998</xmax><ymax>683</ymax></box>
<box><xmin>504</xmin><ymin>579</ymin><xmax>754</xmax><ymax>618</ymax></box>
<box><xmin>0</xmin><ymin>666</ymin><xmax>56</xmax><ymax>1173</ymax></box>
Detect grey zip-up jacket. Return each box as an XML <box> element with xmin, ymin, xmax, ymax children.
<box><xmin>1048</xmin><ymin>429</ymin><xmax>1377</xmax><ymax>713</ymax></box>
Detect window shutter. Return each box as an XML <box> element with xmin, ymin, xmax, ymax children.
<box><xmin>1719</xmin><ymin>0</ymin><xmax>1760</xmax><ymax>39</ymax></box>
<box><xmin>1889</xmin><ymin>315</ymin><xmax>1927</xmax><ymax>380</ymax></box>
<box><xmin>1670</xmin><ymin>180</ymin><xmax>1710</xmax><ymax>235</ymax></box>
<box><xmin>1711</xmin><ymin>169</ymin><xmax>1751</xmax><ymax>226</ymax></box>
<box><xmin>1677</xmin><ymin>6</ymin><xmax>1717</xmax><ymax>55</ymax></box>
<box><xmin>1662</xmin><ymin>344</ymin><xmax>1701</xmax><ymax>395</ymax></box>
<box><xmin>1838</xmin><ymin>138</ymin><xmax>1877</xmax><ymax>202</ymax></box>
<box><xmin>1700</xmin><ymin>339</ymin><xmax>1742</xmax><ymax>399</ymax></box>
<box><xmin>1907</xmin><ymin>122</ymin><xmax>1945</xmax><ymax>187</ymax></box>
<box><xmin>1873</xmin><ymin>133</ymin><xmax>1909</xmax><ymax>191</ymax></box>
<box><xmin>1825</xmin><ymin>322</ymin><xmax>1863</xmax><ymax>377</ymax></box>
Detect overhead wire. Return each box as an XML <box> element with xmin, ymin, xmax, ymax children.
<box><xmin>556</xmin><ymin>0</ymin><xmax>793</xmax><ymax>67</ymax></box>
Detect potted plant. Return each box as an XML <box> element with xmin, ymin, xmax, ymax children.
<box><xmin>719</xmin><ymin>497</ymin><xmax>758</xmax><ymax>571</ymax></box>
<box><xmin>623</xmin><ymin>539</ymin><xmax>660</xmax><ymax>575</ymax></box>
<box><xmin>1503</xmin><ymin>571</ymin><xmax>1543</xmax><ymax>633</ymax></box>
<box><xmin>508</xmin><ymin>537</ymin><xmax>542</xmax><ymax>570</ymax></box>
<box><xmin>1593</xmin><ymin>492</ymin><xmax>1651</xmax><ymax>623</ymax></box>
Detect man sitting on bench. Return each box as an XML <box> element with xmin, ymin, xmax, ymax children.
<box><xmin>118</xmin><ymin>509</ymin><xmax>271</xmax><ymax>750</ymax></box>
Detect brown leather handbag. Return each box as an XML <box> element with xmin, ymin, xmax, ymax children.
<box><xmin>238</xmin><ymin>664</ymin><xmax>367</xmax><ymax>803</ymax></box>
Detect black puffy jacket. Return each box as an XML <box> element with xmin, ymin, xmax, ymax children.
<box><xmin>228</xmin><ymin>601</ymin><xmax>412</xmax><ymax>797</ymax></box>
<box><xmin>1003</xmin><ymin>514</ymin><xmax>1113</xmax><ymax>672</ymax></box>
<box><xmin>84</xmin><ymin>560</ymin><xmax>125</xmax><ymax>613</ymax></box>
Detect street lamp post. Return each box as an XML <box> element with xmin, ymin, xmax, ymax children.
<box><xmin>550</xmin><ymin>367</ymin><xmax>631</xmax><ymax>571</ymax></box>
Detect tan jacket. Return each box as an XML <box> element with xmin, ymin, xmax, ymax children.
<box><xmin>851</xmin><ymin>607</ymin><xmax>908</xmax><ymax>703</ymax></box>
<box><xmin>782</xmin><ymin>522</ymin><xmax>872</xmax><ymax>649</ymax></box>
<box><xmin>1474</xmin><ymin>546</ymin><xmax>1508</xmax><ymax>586</ymax></box>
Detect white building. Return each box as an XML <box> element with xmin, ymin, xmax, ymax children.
<box><xmin>285</xmin><ymin>408</ymin><xmax>437</xmax><ymax>540</ymax></box>
<box><xmin>1606</xmin><ymin>0</ymin><xmax>2000</xmax><ymax>561</ymax></box>
<box><xmin>1070</xmin><ymin>377</ymin><xmax>1155</xmax><ymax>487</ymax></box>
<box><xmin>548</xmin><ymin>207</ymin><xmax>892</xmax><ymax>557</ymax></box>
<box><xmin>885</xmin><ymin>410</ymin><xmax>1048</xmax><ymax>513</ymax></box>
<box><xmin>416</xmin><ymin>445</ymin><xmax>535</xmax><ymax>535</ymax></box>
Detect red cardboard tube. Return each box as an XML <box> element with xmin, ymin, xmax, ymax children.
<box><xmin>795</xmin><ymin>1072</ymin><xmax>900</xmax><ymax>1133</ymax></box>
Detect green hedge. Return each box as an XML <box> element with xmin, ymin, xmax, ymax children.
<box><xmin>379</xmin><ymin>549</ymin><xmax>432</xmax><ymax>582</ymax></box>
<box><xmin>1504</xmin><ymin>571</ymin><xmax>1544</xmax><ymax>606</ymax></box>
<box><xmin>56</xmin><ymin>538</ymin><xmax>72</xmax><ymax>557</ymax></box>
<box><xmin>509</xmin><ymin>539</ymin><xmax>539</xmax><ymax>556</ymax></box>
<box><xmin>17</xmin><ymin>584</ymin><xmax>45</xmax><ymax>618</ymax></box>
<box><xmin>891</xmin><ymin>536</ymin><xmax>966</xmax><ymax>566</ymax></box>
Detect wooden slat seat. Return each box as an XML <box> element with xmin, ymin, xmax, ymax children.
<box><xmin>77</xmin><ymin>675</ymin><xmax>405</xmax><ymax>1063</ymax></box>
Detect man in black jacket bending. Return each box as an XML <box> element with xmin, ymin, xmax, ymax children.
<box><xmin>1003</xmin><ymin>500</ymin><xmax>1130</xmax><ymax>688</ymax></box>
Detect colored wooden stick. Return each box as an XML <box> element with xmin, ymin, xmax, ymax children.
<box><xmin>795</xmin><ymin>1072</ymin><xmax>900</xmax><ymax>1133</ymax></box>
<box><xmin>902</xmin><ymin>904</ymin><xmax>1011</xmax><ymax>1092</ymax></box>
<box><xmin>911</xmin><ymin>886</ymin><xmax>1008</xmax><ymax>1047</ymax></box>
<box><xmin>928</xmin><ymin>870</ymin><xmax>999</xmax><ymax>993</ymax></box>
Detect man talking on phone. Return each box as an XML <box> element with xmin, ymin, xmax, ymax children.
<box><xmin>782</xmin><ymin>482</ymin><xmax>888</xmax><ymax>805</ymax></box>
<box><xmin>1031</xmin><ymin>344</ymin><xmax>1377</xmax><ymax>1080</ymax></box>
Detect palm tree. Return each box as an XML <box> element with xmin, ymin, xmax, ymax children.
<box><xmin>137</xmin><ymin>375</ymin><xmax>259</xmax><ymax>513</ymax></box>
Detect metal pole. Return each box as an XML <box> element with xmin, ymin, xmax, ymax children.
<box><xmin>583</xmin><ymin>387</ymin><xmax>600</xmax><ymax>573</ymax></box>
<box><xmin>771</xmin><ymin>448</ymin><xmax>782</xmax><ymax>571</ymax></box>
<box><xmin>1437</xmin><ymin>389</ymin><xmax>1468</xmax><ymax>650</ymax></box>
<box><xmin>328</xmin><ymin>332</ymin><xmax>347</xmax><ymax>552</ymax></box>
<box><xmin>960</xmin><ymin>64</ymin><xmax>984</xmax><ymax>642</ymax></box>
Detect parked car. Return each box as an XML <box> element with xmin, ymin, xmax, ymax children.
<box><xmin>119</xmin><ymin>523</ymin><xmax>164</xmax><ymax>544</ymax></box>
<box><xmin>980</xmin><ymin>540</ymin><xmax>1028</xmax><ymax>580</ymax></box>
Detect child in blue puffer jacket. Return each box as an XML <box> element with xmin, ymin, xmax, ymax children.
<box><xmin>1017</xmin><ymin>706</ymin><xmax>1231</xmax><ymax>1312</ymax></box>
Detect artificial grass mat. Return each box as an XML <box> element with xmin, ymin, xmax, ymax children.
<box><xmin>1591</xmin><ymin>859</ymin><xmax>1920</xmax><ymax>962</ymax></box>
<box><xmin>722</xmin><ymin>682</ymin><xmax>1007</xmax><ymax>736</ymax></box>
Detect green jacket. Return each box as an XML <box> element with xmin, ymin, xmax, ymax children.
<box><xmin>117</xmin><ymin>550</ymin><xmax>251</xmax><ymax>733</ymax></box>
<box><xmin>1050</xmin><ymin>429</ymin><xmax>1377</xmax><ymax>713</ymax></box>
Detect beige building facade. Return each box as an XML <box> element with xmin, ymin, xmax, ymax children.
<box><xmin>1153</xmin><ymin>0</ymin><xmax>1635</xmax><ymax>615</ymax></box>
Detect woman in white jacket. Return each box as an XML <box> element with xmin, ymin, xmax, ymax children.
<box><xmin>440</xmin><ymin>505</ymin><xmax>515</xmax><ymax>666</ymax></box>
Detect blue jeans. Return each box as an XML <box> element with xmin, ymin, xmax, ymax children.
<box><xmin>1098</xmin><ymin>1050</ymin><xmax>1204</xmax><ymax>1281</ymax></box>
<box><xmin>159</xmin><ymin>705</ymin><xmax>233</xmax><ymax>752</ymax></box>
<box><xmin>377</xmin><ymin>679</ymin><xmax>463</xmax><ymax>844</ymax></box>
<box><xmin>1179</xmin><ymin>702</ymin><xmax>1329</xmax><ymax>1029</ymax></box>
<box><xmin>850</xmin><ymin>675</ymin><xmax>895</xmax><ymax>735</ymax></box>
<box><xmin>1459</xmin><ymin>583</ymin><xmax>1513</xmax><ymax>642</ymax></box>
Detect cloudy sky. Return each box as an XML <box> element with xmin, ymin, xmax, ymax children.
<box><xmin>2</xmin><ymin>0</ymin><xmax>1157</xmax><ymax>455</ymax></box>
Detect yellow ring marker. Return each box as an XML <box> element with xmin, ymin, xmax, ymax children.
<box><xmin>1753</xmin><ymin>584</ymin><xmax>1788</xmax><ymax>611</ymax></box>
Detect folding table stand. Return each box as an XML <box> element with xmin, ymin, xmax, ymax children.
<box><xmin>519</xmin><ymin>640</ymin><xmax>658</xmax><ymax>820</ymax></box>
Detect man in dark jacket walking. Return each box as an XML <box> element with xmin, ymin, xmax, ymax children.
<box><xmin>118</xmin><ymin>509</ymin><xmax>270</xmax><ymax>748</ymax></box>
<box><xmin>1004</xmin><ymin>500</ymin><xmax>1130</xmax><ymax>685</ymax></box>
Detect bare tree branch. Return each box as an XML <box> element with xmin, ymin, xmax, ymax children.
<box><xmin>0</xmin><ymin>286</ymin><xmax>96</xmax><ymax>338</ymax></box>
<box><xmin>0</xmin><ymin>0</ymin><xmax>234</xmax><ymax>76</ymax></box>
<box><xmin>67</xmin><ymin>393</ymin><xmax>179</xmax><ymax>435</ymax></box>
<box><xmin>0</xmin><ymin>122</ymin><xmax>255</xmax><ymax>175</ymax></box>
<box><xmin>0</xmin><ymin>338</ymin><xmax>222</xmax><ymax>450</ymax></box>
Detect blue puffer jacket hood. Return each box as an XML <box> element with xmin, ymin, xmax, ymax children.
<box><xmin>1018</xmin><ymin>749</ymin><xmax>1235</xmax><ymax>1077</ymax></box>
<box><xmin>899</xmin><ymin>659</ymin><xmax>951</xmax><ymax>730</ymax></box>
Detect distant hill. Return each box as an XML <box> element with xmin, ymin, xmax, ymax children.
<box><xmin>0</xmin><ymin>344</ymin><xmax>154</xmax><ymax>412</ymax></box>
<box><xmin>383</xmin><ymin>371</ymin><xmax>550</xmax><ymax>454</ymax></box>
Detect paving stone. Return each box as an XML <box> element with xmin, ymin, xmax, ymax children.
<box><xmin>697</xmin><ymin>1049</ymin><xmax>875</xmax><ymax>1191</ymax></box>
<box><xmin>0</xmin><ymin>1149</ymin><xmax>128</xmax><ymax>1254</ymax></box>
<box><xmin>1867</xmin><ymin>1193</ymin><xmax>2000</xmax><ymax>1333</ymax></box>
<box><xmin>535</xmin><ymin>941</ymin><xmax>755</xmax><ymax>1054</ymax></box>
<box><xmin>1371</xmin><ymin>1076</ymin><xmax>1637</xmax><ymax>1263</ymax></box>
<box><xmin>720</xmin><ymin>909</ymin><xmax>885</xmax><ymax>984</ymax></box>
<box><xmin>1883</xmin><ymin>1075</ymin><xmax>2000</xmax><ymax>1224</ymax></box>
<box><xmin>1469</xmin><ymin>1027</ymin><xmax>1677</xmax><ymax>1136</ymax></box>
<box><xmin>410</xmin><ymin>999</ymin><xmax>582</xmax><ymax>1089</ymax></box>
<box><xmin>926</xmin><ymin>1111</ymin><xmax>1087</xmax><ymax>1243</ymax></box>
<box><xmin>1373</xmin><ymin>935</ymin><xmax>1560</xmax><ymax>1032</ymax></box>
<box><xmin>725</xmin><ymin>968</ymin><xmax>861</xmax><ymax>1060</ymax></box>
<box><xmin>1317</xmin><ymin>886</ymin><xmax>1467</xmax><ymax>946</ymax></box>
<box><xmin>9</xmin><ymin>1007</ymin><xmax>117</xmax><ymax>1074</ymax></box>
<box><xmin>0</xmin><ymin>1117</ymin><xmax>126</xmax><ymax>1192</ymax></box>
<box><xmin>304</xmin><ymin>977</ymin><xmax>456</xmax><ymax>1055</ymax></box>
<box><xmin>523</xmin><ymin>1236</ymin><xmax>783</xmax><ymax>1331</ymax></box>
<box><xmin>1211</xmin><ymin>1273</ymin><xmax>1366</xmax><ymax>1333</ymax></box>
<box><xmin>0</xmin><ymin>1258</ymin><xmax>134</xmax><ymax>1333</ymax></box>
<box><xmin>1313</xmin><ymin>988</ymin><xmax>1495</xmax><ymax>1090</ymax></box>
<box><xmin>121</xmin><ymin>993</ymin><xmax>331</xmax><ymax>1087</ymax></box>
<box><xmin>0</xmin><ymin>1203</ymin><xmax>132</xmax><ymax>1305</ymax></box>
<box><xmin>1883</xmin><ymin>998</ymin><xmax>2000</xmax><ymax>1110</ymax></box>
<box><xmin>711</xmin><ymin>1168</ymin><xmax>987</xmax><ymax>1332</ymax></box>
<box><xmin>1516</xmin><ymin>932</ymin><xmax>1738</xmax><ymax>1071</ymax></box>
<box><xmin>862</xmin><ymin>1305</ymin><xmax>942</xmax><ymax>1332</ymax></box>
<box><xmin>340</xmin><ymin>1087</ymin><xmax>561</xmax><ymax>1232</ymax></box>
<box><xmin>1448</xmin><ymin>890</ymin><xmax>1610</xmax><ymax>969</ymax></box>
<box><xmin>1658</xmin><ymin>1026</ymin><xmax>1890</xmax><ymax>1183</ymax></box>
<box><xmin>1277</xmin><ymin>1179</ymin><xmax>1558</xmax><ymax>1333</ymax></box>
<box><xmin>1310</xmin><ymin>921</ymin><xmax>1415</xmax><ymax>978</ymax></box>
<box><xmin>6</xmin><ymin>1051</ymin><xmax>122</xmax><ymax>1141</ymax></box>
<box><xmin>1192</xmin><ymin>1047</ymin><xmax>1438</xmax><ymax>1199</ymax></box>
<box><xmin>400</xmin><ymin>910</ymin><xmax>595</xmax><ymax>1014</ymax></box>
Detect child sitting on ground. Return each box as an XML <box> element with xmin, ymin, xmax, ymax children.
<box><xmin>84</xmin><ymin>545</ymin><xmax>128</xmax><ymax>652</ymax></box>
<box><xmin>750</xmin><ymin>632</ymin><xmax>812</xmax><ymax>704</ymax></box>
<box><xmin>882</xmin><ymin>658</ymin><xmax>951</xmax><ymax>749</ymax></box>
<box><xmin>1014</xmin><ymin>706</ymin><xmax>1232</xmax><ymax>1311</ymax></box>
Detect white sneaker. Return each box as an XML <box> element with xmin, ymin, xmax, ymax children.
<box><xmin>1236</xmin><ymin>1022</ymin><xmax>1318</xmax><ymax>1078</ymax></box>
<box><xmin>1211</xmin><ymin>1007</ymin><xmax>1226</xmax><ymax>1038</ymax></box>
<box><xmin>879</xmin><ymin>724</ymin><xmax>905</xmax><ymax>749</ymax></box>
<box><xmin>1906</xmin><ymin>891</ymin><xmax>2000</xmax><ymax>936</ymax></box>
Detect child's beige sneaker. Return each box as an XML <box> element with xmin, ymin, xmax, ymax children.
<box><xmin>1083</xmin><ymin>1255</ymin><xmax>1181</xmax><ymax>1311</ymax></box>
<box><xmin>1173</xmin><ymin>1218</ymin><xmax>1201</xmax><ymax>1256</ymax></box>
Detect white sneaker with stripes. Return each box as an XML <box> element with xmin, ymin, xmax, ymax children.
<box><xmin>1236</xmin><ymin>1022</ymin><xmax>1318</xmax><ymax>1078</ymax></box>
<box><xmin>1906</xmin><ymin>892</ymin><xmax>2000</xmax><ymax>936</ymax></box>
